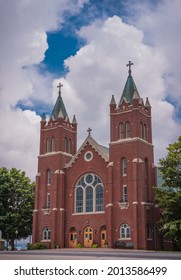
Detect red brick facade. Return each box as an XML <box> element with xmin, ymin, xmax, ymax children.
<box><xmin>32</xmin><ymin>66</ymin><xmax>158</xmax><ymax>249</ymax></box>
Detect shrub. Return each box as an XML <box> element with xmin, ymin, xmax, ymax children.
<box><xmin>92</xmin><ymin>243</ymin><xmax>98</xmax><ymax>248</ymax></box>
<box><xmin>76</xmin><ymin>243</ymin><xmax>83</xmax><ymax>248</ymax></box>
<box><xmin>28</xmin><ymin>243</ymin><xmax>47</xmax><ymax>250</ymax></box>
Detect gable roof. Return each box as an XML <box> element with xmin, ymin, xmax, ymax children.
<box><xmin>65</xmin><ymin>136</ymin><xmax>109</xmax><ymax>169</ymax></box>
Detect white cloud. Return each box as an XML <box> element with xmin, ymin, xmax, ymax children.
<box><xmin>0</xmin><ymin>106</ymin><xmax>41</xmax><ymax>180</ymax></box>
<box><xmin>126</xmin><ymin>0</ymin><xmax>181</xmax><ymax>106</ymax></box>
<box><xmin>0</xmin><ymin>0</ymin><xmax>88</xmax><ymax>180</ymax></box>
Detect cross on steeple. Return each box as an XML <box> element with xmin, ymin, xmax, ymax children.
<box><xmin>87</xmin><ymin>127</ymin><xmax>92</xmax><ymax>137</ymax></box>
<box><xmin>57</xmin><ymin>82</ymin><xmax>63</xmax><ymax>96</ymax></box>
<box><xmin>126</xmin><ymin>61</ymin><xmax>133</xmax><ymax>76</ymax></box>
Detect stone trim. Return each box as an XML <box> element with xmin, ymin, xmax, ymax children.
<box><xmin>118</xmin><ymin>202</ymin><xmax>129</xmax><ymax>209</ymax></box>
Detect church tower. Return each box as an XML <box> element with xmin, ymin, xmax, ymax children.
<box><xmin>109</xmin><ymin>61</ymin><xmax>156</xmax><ymax>249</ymax></box>
<box><xmin>32</xmin><ymin>83</ymin><xmax>77</xmax><ymax>248</ymax></box>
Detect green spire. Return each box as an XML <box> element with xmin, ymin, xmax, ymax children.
<box><xmin>51</xmin><ymin>83</ymin><xmax>68</xmax><ymax>120</ymax></box>
<box><xmin>119</xmin><ymin>61</ymin><xmax>140</xmax><ymax>105</ymax></box>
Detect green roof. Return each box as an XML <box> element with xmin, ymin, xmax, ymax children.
<box><xmin>119</xmin><ymin>74</ymin><xmax>140</xmax><ymax>104</ymax></box>
<box><xmin>51</xmin><ymin>94</ymin><xmax>68</xmax><ymax>120</ymax></box>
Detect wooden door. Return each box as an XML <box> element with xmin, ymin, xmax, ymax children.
<box><xmin>84</xmin><ymin>227</ymin><xmax>93</xmax><ymax>248</ymax></box>
<box><xmin>69</xmin><ymin>228</ymin><xmax>77</xmax><ymax>248</ymax></box>
<box><xmin>101</xmin><ymin>229</ymin><xmax>107</xmax><ymax>248</ymax></box>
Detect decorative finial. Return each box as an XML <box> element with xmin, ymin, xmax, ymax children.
<box><xmin>41</xmin><ymin>112</ymin><xmax>46</xmax><ymax>121</ymax></box>
<box><xmin>126</xmin><ymin>61</ymin><xmax>133</xmax><ymax>76</ymax></box>
<box><xmin>87</xmin><ymin>128</ymin><xmax>92</xmax><ymax>137</ymax></box>
<box><xmin>57</xmin><ymin>82</ymin><xmax>63</xmax><ymax>96</ymax></box>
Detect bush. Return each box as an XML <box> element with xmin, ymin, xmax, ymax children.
<box><xmin>76</xmin><ymin>243</ymin><xmax>83</xmax><ymax>248</ymax></box>
<box><xmin>92</xmin><ymin>243</ymin><xmax>98</xmax><ymax>248</ymax></box>
<box><xmin>28</xmin><ymin>243</ymin><xmax>48</xmax><ymax>250</ymax></box>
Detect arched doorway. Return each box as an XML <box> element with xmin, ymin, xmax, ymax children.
<box><xmin>84</xmin><ymin>226</ymin><xmax>93</xmax><ymax>248</ymax></box>
<box><xmin>69</xmin><ymin>227</ymin><xmax>77</xmax><ymax>248</ymax></box>
<box><xmin>100</xmin><ymin>226</ymin><xmax>107</xmax><ymax>248</ymax></box>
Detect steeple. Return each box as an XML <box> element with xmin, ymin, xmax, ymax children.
<box><xmin>41</xmin><ymin>112</ymin><xmax>46</xmax><ymax>122</ymax></box>
<box><xmin>51</xmin><ymin>83</ymin><xmax>68</xmax><ymax>120</ymax></box>
<box><xmin>110</xmin><ymin>94</ymin><xmax>116</xmax><ymax>106</ymax></box>
<box><xmin>72</xmin><ymin>115</ymin><xmax>77</xmax><ymax>124</ymax></box>
<box><xmin>119</xmin><ymin>61</ymin><xmax>140</xmax><ymax>105</ymax></box>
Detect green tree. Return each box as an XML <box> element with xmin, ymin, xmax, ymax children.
<box><xmin>156</xmin><ymin>136</ymin><xmax>181</xmax><ymax>250</ymax></box>
<box><xmin>0</xmin><ymin>167</ymin><xmax>35</xmax><ymax>250</ymax></box>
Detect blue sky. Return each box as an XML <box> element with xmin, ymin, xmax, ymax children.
<box><xmin>43</xmin><ymin>0</ymin><xmax>129</xmax><ymax>74</ymax></box>
<box><xmin>42</xmin><ymin>0</ymin><xmax>159</xmax><ymax>75</ymax></box>
<box><xmin>0</xmin><ymin>0</ymin><xmax>181</xmax><ymax>180</ymax></box>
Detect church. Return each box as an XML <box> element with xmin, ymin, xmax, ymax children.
<box><xmin>32</xmin><ymin>61</ymin><xmax>158</xmax><ymax>250</ymax></box>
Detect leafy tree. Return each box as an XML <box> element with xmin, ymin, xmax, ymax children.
<box><xmin>0</xmin><ymin>167</ymin><xmax>35</xmax><ymax>250</ymax></box>
<box><xmin>156</xmin><ymin>136</ymin><xmax>181</xmax><ymax>250</ymax></box>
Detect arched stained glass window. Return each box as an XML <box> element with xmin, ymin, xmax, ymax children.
<box><xmin>147</xmin><ymin>223</ymin><xmax>152</xmax><ymax>239</ymax></box>
<box><xmin>123</xmin><ymin>185</ymin><xmax>127</xmax><ymax>202</ymax></box>
<box><xmin>145</xmin><ymin>158</ymin><xmax>149</xmax><ymax>201</ymax></box>
<box><xmin>64</xmin><ymin>137</ymin><xmax>68</xmax><ymax>152</ymax></box>
<box><xmin>122</xmin><ymin>158</ymin><xmax>127</xmax><ymax>176</ymax></box>
<box><xmin>46</xmin><ymin>138</ymin><xmax>51</xmax><ymax>153</ymax></box>
<box><xmin>86</xmin><ymin>186</ymin><xmax>93</xmax><ymax>212</ymax></box>
<box><xmin>119</xmin><ymin>123</ymin><xmax>124</xmax><ymax>139</ymax></box>
<box><xmin>96</xmin><ymin>185</ymin><xmax>103</xmax><ymax>211</ymax></box>
<box><xmin>75</xmin><ymin>173</ymin><xmax>104</xmax><ymax>213</ymax></box>
<box><xmin>120</xmin><ymin>223</ymin><xmax>130</xmax><ymax>239</ymax></box>
<box><xmin>143</xmin><ymin>124</ymin><xmax>147</xmax><ymax>140</ymax></box>
<box><xmin>69</xmin><ymin>138</ymin><xmax>72</xmax><ymax>154</ymax></box>
<box><xmin>140</xmin><ymin>122</ymin><xmax>143</xmax><ymax>139</ymax></box>
<box><xmin>42</xmin><ymin>227</ymin><xmax>51</xmax><ymax>240</ymax></box>
<box><xmin>76</xmin><ymin>187</ymin><xmax>83</xmax><ymax>213</ymax></box>
<box><xmin>126</xmin><ymin>121</ymin><xmax>130</xmax><ymax>138</ymax></box>
<box><xmin>47</xmin><ymin>192</ymin><xmax>50</xmax><ymax>208</ymax></box>
<box><xmin>51</xmin><ymin>137</ymin><xmax>55</xmax><ymax>152</ymax></box>
<box><xmin>47</xmin><ymin>169</ymin><xmax>51</xmax><ymax>186</ymax></box>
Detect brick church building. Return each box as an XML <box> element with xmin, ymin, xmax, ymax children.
<box><xmin>32</xmin><ymin>61</ymin><xmax>158</xmax><ymax>250</ymax></box>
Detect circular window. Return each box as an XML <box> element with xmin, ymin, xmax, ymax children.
<box><xmin>84</xmin><ymin>151</ymin><xmax>93</xmax><ymax>161</ymax></box>
<box><xmin>85</xmin><ymin>174</ymin><xmax>94</xmax><ymax>184</ymax></box>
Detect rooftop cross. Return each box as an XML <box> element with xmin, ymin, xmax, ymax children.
<box><xmin>87</xmin><ymin>127</ymin><xmax>92</xmax><ymax>137</ymax></box>
<box><xmin>126</xmin><ymin>61</ymin><xmax>133</xmax><ymax>76</ymax></box>
<box><xmin>57</xmin><ymin>82</ymin><xmax>63</xmax><ymax>96</ymax></box>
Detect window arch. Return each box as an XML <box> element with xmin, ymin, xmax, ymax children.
<box><xmin>64</xmin><ymin>137</ymin><xmax>68</xmax><ymax>153</ymax></box>
<box><xmin>140</xmin><ymin>122</ymin><xmax>143</xmax><ymax>139</ymax></box>
<box><xmin>47</xmin><ymin>169</ymin><xmax>51</xmax><ymax>186</ymax></box>
<box><xmin>145</xmin><ymin>158</ymin><xmax>149</xmax><ymax>201</ymax></box>
<box><xmin>120</xmin><ymin>223</ymin><xmax>131</xmax><ymax>239</ymax></box>
<box><xmin>122</xmin><ymin>158</ymin><xmax>127</xmax><ymax>176</ymax></box>
<box><xmin>123</xmin><ymin>185</ymin><xmax>127</xmax><ymax>202</ymax></box>
<box><xmin>69</xmin><ymin>138</ymin><xmax>72</xmax><ymax>154</ymax></box>
<box><xmin>51</xmin><ymin>137</ymin><xmax>55</xmax><ymax>152</ymax></box>
<box><xmin>147</xmin><ymin>223</ymin><xmax>152</xmax><ymax>239</ymax></box>
<box><xmin>119</xmin><ymin>123</ymin><xmax>124</xmax><ymax>139</ymax></box>
<box><xmin>126</xmin><ymin>121</ymin><xmax>130</xmax><ymax>138</ymax></box>
<box><xmin>42</xmin><ymin>227</ymin><xmax>51</xmax><ymax>240</ymax></box>
<box><xmin>143</xmin><ymin>124</ymin><xmax>147</xmax><ymax>140</ymax></box>
<box><xmin>46</xmin><ymin>138</ymin><xmax>51</xmax><ymax>153</ymax></box>
<box><xmin>140</xmin><ymin>122</ymin><xmax>147</xmax><ymax>140</ymax></box>
<box><xmin>46</xmin><ymin>193</ymin><xmax>50</xmax><ymax>208</ymax></box>
<box><xmin>75</xmin><ymin>173</ymin><xmax>104</xmax><ymax>213</ymax></box>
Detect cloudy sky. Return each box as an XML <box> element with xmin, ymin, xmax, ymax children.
<box><xmin>0</xmin><ymin>0</ymin><xmax>180</xmax><ymax>180</ymax></box>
